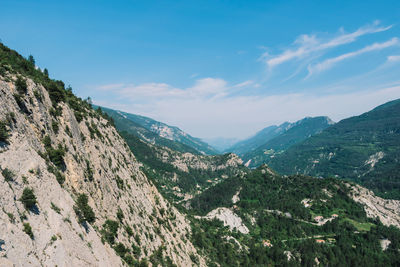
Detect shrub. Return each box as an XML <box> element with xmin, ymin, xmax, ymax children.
<box><xmin>43</xmin><ymin>136</ymin><xmax>65</xmax><ymax>170</ymax></box>
<box><xmin>85</xmin><ymin>160</ymin><xmax>93</xmax><ymax>181</ymax></box>
<box><xmin>1</xmin><ymin>168</ymin><xmax>15</xmax><ymax>181</ymax></box>
<box><xmin>74</xmin><ymin>193</ymin><xmax>95</xmax><ymax>224</ymax></box>
<box><xmin>23</xmin><ymin>223</ymin><xmax>34</xmax><ymax>239</ymax></box>
<box><xmin>117</xmin><ymin>208</ymin><xmax>124</xmax><ymax>222</ymax></box>
<box><xmin>20</xmin><ymin>188</ymin><xmax>37</xmax><ymax>210</ymax></box>
<box><xmin>15</xmin><ymin>76</ymin><xmax>27</xmax><ymax>94</ymax></box>
<box><xmin>55</xmin><ymin>171</ymin><xmax>65</xmax><ymax>185</ymax></box>
<box><xmin>125</xmin><ymin>225</ymin><xmax>133</xmax><ymax>237</ymax></box>
<box><xmin>0</xmin><ymin>121</ymin><xmax>9</xmax><ymax>143</ymax></box>
<box><xmin>101</xmin><ymin>219</ymin><xmax>119</xmax><ymax>244</ymax></box>
<box><xmin>52</xmin><ymin>120</ymin><xmax>59</xmax><ymax>134</ymax></box>
<box><xmin>51</xmin><ymin>202</ymin><xmax>61</xmax><ymax>214</ymax></box>
<box><xmin>114</xmin><ymin>242</ymin><xmax>129</xmax><ymax>257</ymax></box>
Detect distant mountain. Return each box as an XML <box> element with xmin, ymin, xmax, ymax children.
<box><xmin>202</xmin><ymin>137</ymin><xmax>239</xmax><ymax>152</ymax></box>
<box><xmin>269</xmin><ymin>99</ymin><xmax>400</xmax><ymax>199</ymax></box>
<box><xmin>242</xmin><ymin>116</ymin><xmax>334</xmax><ymax>168</ymax></box>
<box><xmin>225</xmin><ymin>123</ymin><xmax>293</xmax><ymax>156</ymax></box>
<box><xmin>98</xmin><ymin>106</ymin><xmax>218</xmax><ymax>155</ymax></box>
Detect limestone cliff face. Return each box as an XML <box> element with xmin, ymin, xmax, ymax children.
<box><xmin>349</xmin><ymin>184</ymin><xmax>400</xmax><ymax>228</ymax></box>
<box><xmin>0</xmin><ymin>75</ymin><xmax>204</xmax><ymax>266</ymax></box>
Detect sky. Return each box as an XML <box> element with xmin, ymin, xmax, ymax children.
<box><xmin>1</xmin><ymin>0</ymin><xmax>400</xmax><ymax>139</ymax></box>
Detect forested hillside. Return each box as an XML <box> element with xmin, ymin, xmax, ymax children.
<box><xmin>268</xmin><ymin>100</ymin><xmax>400</xmax><ymax>199</ymax></box>
<box><xmin>242</xmin><ymin>116</ymin><xmax>333</xmax><ymax>168</ymax></box>
<box><xmin>100</xmin><ymin>106</ymin><xmax>218</xmax><ymax>155</ymax></box>
<box><xmin>189</xmin><ymin>166</ymin><xmax>400</xmax><ymax>266</ymax></box>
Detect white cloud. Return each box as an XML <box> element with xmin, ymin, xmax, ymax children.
<box><xmin>262</xmin><ymin>21</ymin><xmax>392</xmax><ymax>68</ymax></box>
<box><xmin>307</xmin><ymin>38</ymin><xmax>399</xmax><ymax>76</ymax></box>
<box><xmin>388</xmin><ymin>55</ymin><xmax>400</xmax><ymax>62</ymax></box>
<box><xmin>234</xmin><ymin>80</ymin><xmax>254</xmax><ymax>88</ymax></box>
<box><xmin>95</xmin><ymin>78</ymin><xmax>400</xmax><ymax>139</ymax></box>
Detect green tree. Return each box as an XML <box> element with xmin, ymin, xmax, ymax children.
<box><xmin>28</xmin><ymin>55</ymin><xmax>35</xmax><ymax>65</ymax></box>
<box><xmin>20</xmin><ymin>188</ymin><xmax>37</xmax><ymax>210</ymax></box>
<box><xmin>74</xmin><ymin>193</ymin><xmax>95</xmax><ymax>224</ymax></box>
<box><xmin>15</xmin><ymin>76</ymin><xmax>27</xmax><ymax>94</ymax></box>
<box><xmin>0</xmin><ymin>121</ymin><xmax>9</xmax><ymax>143</ymax></box>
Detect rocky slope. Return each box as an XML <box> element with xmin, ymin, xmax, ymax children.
<box><xmin>118</xmin><ymin>131</ymin><xmax>247</xmax><ymax>206</ymax></box>
<box><xmin>0</xmin><ymin>62</ymin><xmax>204</xmax><ymax>266</ymax></box>
<box><xmin>100</xmin><ymin>106</ymin><xmax>218</xmax><ymax>155</ymax></box>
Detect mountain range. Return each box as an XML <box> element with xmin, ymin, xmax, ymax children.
<box><xmin>268</xmin><ymin>99</ymin><xmax>400</xmax><ymax>199</ymax></box>
<box><xmin>225</xmin><ymin>116</ymin><xmax>334</xmax><ymax>168</ymax></box>
<box><xmin>1</xmin><ymin>42</ymin><xmax>400</xmax><ymax>266</ymax></box>
<box><xmin>98</xmin><ymin>106</ymin><xmax>218</xmax><ymax>155</ymax></box>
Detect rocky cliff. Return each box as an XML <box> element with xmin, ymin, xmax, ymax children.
<box><xmin>0</xmin><ymin>70</ymin><xmax>204</xmax><ymax>266</ymax></box>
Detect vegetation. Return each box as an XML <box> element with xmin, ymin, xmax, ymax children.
<box><xmin>120</xmin><ymin>130</ymin><xmax>246</xmax><ymax>202</ymax></box>
<box><xmin>269</xmin><ymin>99</ymin><xmax>400</xmax><ymax>199</ymax></box>
<box><xmin>43</xmin><ymin>135</ymin><xmax>66</xmax><ymax>170</ymax></box>
<box><xmin>242</xmin><ymin>116</ymin><xmax>332</xmax><ymax>168</ymax></box>
<box><xmin>15</xmin><ymin>76</ymin><xmax>27</xmax><ymax>94</ymax></box>
<box><xmin>74</xmin><ymin>193</ymin><xmax>95</xmax><ymax>224</ymax></box>
<box><xmin>23</xmin><ymin>223</ymin><xmax>34</xmax><ymax>239</ymax></box>
<box><xmin>189</xmin><ymin>167</ymin><xmax>400</xmax><ymax>266</ymax></box>
<box><xmin>0</xmin><ymin>121</ymin><xmax>9</xmax><ymax>143</ymax></box>
<box><xmin>2</xmin><ymin>168</ymin><xmax>15</xmax><ymax>182</ymax></box>
<box><xmin>101</xmin><ymin>219</ymin><xmax>119</xmax><ymax>244</ymax></box>
<box><xmin>20</xmin><ymin>188</ymin><xmax>37</xmax><ymax>210</ymax></box>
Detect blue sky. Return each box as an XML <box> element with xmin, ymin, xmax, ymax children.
<box><xmin>2</xmin><ymin>0</ymin><xmax>400</xmax><ymax>139</ymax></box>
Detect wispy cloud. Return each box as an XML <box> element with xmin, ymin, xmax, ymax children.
<box><xmin>307</xmin><ymin>37</ymin><xmax>399</xmax><ymax>77</ymax></box>
<box><xmin>234</xmin><ymin>80</ymin><xmax>254</xmax><ymax>88</ymax></box>
<box><xmin>261</xmin><ymin>21</ymin><xmax>392</xmax><ymax>68</ymax></box>
<box><xmin>98</xmin><ymin>77</ymin><xmax>232</xmax><ymax>102</ymax></box>
<box><xmin>387</xmin><ymin>55</ymin><xmax>400</xmax><ymax>62</ymax></box>
<box><xmin>95</xmin><ymin>82</ymin><xmax>400</xmax><ymax>138</ymax></box>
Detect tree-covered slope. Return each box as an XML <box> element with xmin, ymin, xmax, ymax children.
<box><xmin>189</xmin><ymin>166</ymin><xmax>400</xmax><ymax>266</ymax></box>
<box><xmin>119</xmin><ymin>130</ymin><xmax>247</xmax><ymax>205</ymax></box>
<box><xmin>242</xmin><ymin>116</ymin><xmax>334</xmax><ymax>168</ymax></box>
<box><xmin>100</xmin><ymin>106</ymin><xmax>218</xmax><ymax>155</ymax></box>
<box><xmin>225</xmin><ymin>124</ymin><xmax>285</xmax><ymax>156</ymax></box>
<box><xmin>269</xmin><ymin>99</ymin><xmax>400</xmax><ymax>199</ymax></box>
<box><xmin>98</xmin><ymin>106</ymin><xmax>201</xmax><ymax>154</ymax></box>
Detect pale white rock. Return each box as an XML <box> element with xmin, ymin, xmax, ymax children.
<box><xmin>349</xmin><ymin>184</ymin><xmax>400</xmax><ymax>228</ymax></box>
<box><xmin>196</xmin><ymin>207</ymin><xmax>249</xmax><ymax>234</ymax></box>
<box><xmin>0</xmin><ymin>75</ymin><xmax>205</xmax><ymax>266</ymax></box>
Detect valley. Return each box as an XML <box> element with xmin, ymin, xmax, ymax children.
<box><xmin>1</xmin><ymin>40</ymin><xmax>400</xmax><ymax>266</ymax></box>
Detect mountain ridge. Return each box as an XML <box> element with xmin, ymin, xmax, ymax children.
<box><xmin>268</xmin><ymin>98</ymin><xmax>400</xmax><ymax>199</ymax></box>
<box><xmin>99</xmin><ymin>106</ymin><xmax>218</xmax><ymax>155</ymax></box>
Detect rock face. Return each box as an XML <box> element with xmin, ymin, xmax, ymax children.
<box><xmin>0</xmin><ymin>74</ymin><xmax>204</xmax><ymax>266</ymax></box>
<box><xmin>196</xmin><ymin>207</ymin><xmax>249</xmax><ymax>234</ymax></box>
<box><xmin>100</xmin><ymin>107</ymin><xmax>218</xmax><ymax>155</ymax></box>
<box><xmin>350</xmin><ymin>184</ymin><xmax>400</xmax><ymax>228</ymax></box>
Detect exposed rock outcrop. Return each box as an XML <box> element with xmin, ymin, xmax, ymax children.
<box><xmin>349</xmin><ymin>184</ymin><xmax>400</xmax><ymax>228</ymax></box>
<box><xmin>0</xmin><ymin>74</ymin><xmax>204</xmax><ymax>266</ymax></box>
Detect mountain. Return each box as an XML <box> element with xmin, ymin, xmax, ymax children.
<box><xmin>201</xmin><ymin>137</ymin><xmax>239</xmax><ymax>152</ymax></box>
<box><xmin>2</xmin><ymin>42</ymin><xmax>400</xmax><ymax>267</ymax></box>
<box><xmin>120</xmin><ymin>131</ymin><xmax>247</xmax><ymax>206</ymax></box>
<box><xmin>268</xmin><ymin>99</ymin><xmax>400</xmax><ymax>199</ymax></box>
<box><xmin>242</xmin><ymin>116</ymin><xmax>334</xmax><ymax>168</ymax></box>
<box><xmin>99</xmin><ymin>106</ymin><xmax>218</xmax><ymax>155</ymax></box>
<box><xmin>97</xmin><ymin>106</ymin><xmax>201</xmax><ymax>154</ymax></box>
<box><xmin>0</xmin><ymin>43</ymin><xmax>205</xmax><ymax>266</ymax></box>
<box><xmin>188</xmin><ymin>165</ymin><xmax>400</xmax><ymax>266</ymax></box>
<box><xmin>225</xmin><ymin>124</ymin><xmax>288</xmax><ymax>156</ymax></box>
